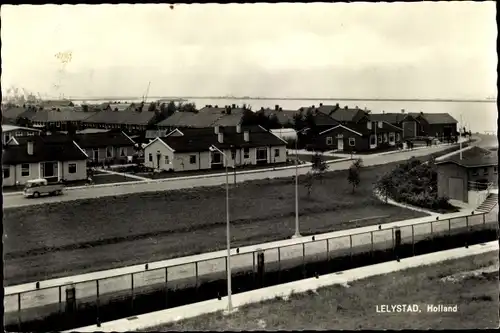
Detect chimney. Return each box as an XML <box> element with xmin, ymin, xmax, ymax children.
<box><xmin>401</xmin><ymin>109</ymin><xmax>405</xmax><ymax>113</ymax></box>
<box><xmin>232</xmin><ymin>104</ymin><xmax>236</xmax><ymax>109</ymax></box>
<box><xmin>319</xmin><ymin>103</ymin><xmax>323</xmax><ymax>107</ymax></box>
<box><xmin>344</xmin><ymin>106</ymin><xmax>348</xmax><ymax>110</ymax></box>
<box><xmin>383</xmin><ymin>110</ymin><xmax>385</xmax><ymax>114</ymax></box>
<box><xmin>275</xmin><ymin>105</ymin><xmax>279</xmax><ymax>111</ymax></box>
<box><xmin>260</xmin><ymin>107</ymin><xmax>264</xmax><ymax>111</ymax></box>
<box><xmin>244</xmin><ymin>131</ymin><xmax>250</xmax><ymax>142</ymax></box>
<box><xmin>214</xmin><ymin>126</ymin><xmax>220</xmax><ymax>134</ymax></box>
<box><xmin>279</xmin><ymin>107</ymin><xmax>282</xmax><ymax>111</ymax></box>
<box><xmin>27</xmin><ymin>140</ymin><xmax>34</xmax><ymax>155</ymax></box>
<box><xmin>218</xmin><ymin>132</ymin><xmax>224</xmax><ymax>143</ymax></box>
<box><xmin>335</xmin><ymin>103</ymin><xmax>339</xmax><ymax>108</ymax></box>
<box><xmin>236</xmin><ymin>124</ymin><xmax>242</xmax><ymax>133</ymax></box>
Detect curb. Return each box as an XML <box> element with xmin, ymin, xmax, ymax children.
<box><xmin>3</xmin><ymin>158</ymin><xmax>352</xmax><ymax>197</ymax></box>
<box><xmin>68</xmin><ymin>241</ymin><xmax>499</xmax><ymax>332</ymax></box>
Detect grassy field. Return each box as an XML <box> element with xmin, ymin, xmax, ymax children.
<box><xmin>4</xmin><ymin>160</ymin><xmax>429</xmax><ymax>285</ymax></box>
<box><xmin>4</xmin><ymin>146</ymin><xmax>465</xmax><ymax>285</ymax></box>
<box><xmin>149</xmin><ymin>251</ymin><xmax>499</xmax><ymax>331</ymax></box>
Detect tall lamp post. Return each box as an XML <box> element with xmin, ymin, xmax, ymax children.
<box><xmin>292</xmin><ymin>134</ymin><xmax>301</xmax><ymax>238</ymax></box>
<box><xmin>209</xmin><ymin>145</ymin><xmax>233</xmax><ymax>312</ymax></box>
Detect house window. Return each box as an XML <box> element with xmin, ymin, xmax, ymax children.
<box><xmin>120</xmin><ymin>148</ymin><xmax>126</xmax><ymax>157</ymax></box>
<box><xmin>326</xmin><ymin>137</ymin><xmax>333</xmax><ymax>145</ymax></box>
<box><xmin>190</xmin><ymin>155</ymin><xmax>197</xmax><ymax>164</ymax></box>
<box><xmin>378</xmin><ymin>135</ymin><xmax>382</xmax><ymax>143</ymax></box>
<box><xmin>244</xmin><ymin>148</ymin><xmax>250</xmax><ymax>159</ymax></box>
<box><xmin>106</xmin><ymin>147</ymin><xmax>113</xmax><ymax>158</ymax></box>
<box><xmin>367</xmin><ymin>122</ymin><xmax>372</xmax><ymax>130</ymax></box>
<box><xmin>494</xmin><ymin>166</ymin><xmax>498</xmax><ymax>174</ymax></box>
<box><xmin>5</xmin><ymin>134</ymin><xmax>10</xmax><ymax>142</ymax></box>
<box><xmin>382</xmin><ymin>133</ymin><xmax>388</xmax><ymax>143</ymax></box>
<box><xmin>68</xmin><ymin>163</ymin><xmax>77</xmax><ymax>174</ymax></box>
<box><xmin>275</xmin><ymin>148</ymin><xmax>280</xmax><ymax>157</ymax></box>
<box><xmin>165</xmin><ymin>155</ymin><xmax>170</xmax><ymax>164</ymax></box>
<box><xmin>396</xmin><ymin>133</ymin><xmax>401</xmax><ymax>141</ymax></box>
<box><xmin>472</xmin><ymin>168</ymin><xmax>479</xmax><ymax>176</ymax></box>
<box><xmin>21</xmin><ymin>164</ymin><xmax>30</xmax><ymax>177</ymax></box>
<box><xmin>378</xmin><ymin>121</ymin><xmax>383</xmax><ymax>129</ymax></box>
<box><xmin>231</xmin><ymin>150</ymin><xmax>236</xmax><ymax>160</ymax></box>
<box><xmin>483</xmin><ymin>167</ymin><xmax>489</xmax><ymax>176</ymax></box>
<box><xmin>149</xmin><ymin>153</ymin><xmax>153</xmax><ymax>162</ymax></box>
<box><xmin>349</xmin><ymin>138</ymin><xmax>356</xmax><ymax>146</ymax></box>
<box><xmin>3</xmin><ymin>167</ymin><xmax>10</xmax><ymax>179</ymax></box>
<box><xmin>389</xmin><ymin>133</ymin><xmax>395</xmax><ymax>143</ymax></box>
<box><xmin>370</xmin><ymin>135</ymin><xmax>376</xmax><ymax>145</ymax></box>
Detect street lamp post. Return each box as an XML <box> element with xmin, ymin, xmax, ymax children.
<box><xmin>292</xmin><ymin>135</ymin><xmax>301</xmax><ymax>238</ymax></box>
<box><xmin>209</xmin><ymin>145</ymin><xmax>233</xmax><ymax>312</ymax></box>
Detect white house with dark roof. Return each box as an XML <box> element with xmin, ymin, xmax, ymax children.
<box><xmin>2</xmin><ymin>136</ymin><xmax>88</xmax><ymax>187</ymax></box>
<box><xmin>143</xmin><ymin>125</ymin><xmax>288</xmax><ymax>172</ymax></box>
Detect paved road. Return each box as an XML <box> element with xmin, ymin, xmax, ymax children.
<box><xmin>5</xmin><ymin>208</ymin><xmax>496</xmax><ymax>315</ymax></box>
<box><xmin>3</xmin><ymin>144</ymin><xmax>458</xmax><ymax>209</ymax></box>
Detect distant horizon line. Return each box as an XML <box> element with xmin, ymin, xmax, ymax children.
<box><xmin>61</xmin><ymin>96</ymin><xmax>495</xmax><ymax>103</ymax></box>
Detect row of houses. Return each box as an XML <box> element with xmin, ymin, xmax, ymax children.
<box><xmin>1</xmin><ymin>123</ymin><xmax>289</xmax><ymax>186</ymax></box>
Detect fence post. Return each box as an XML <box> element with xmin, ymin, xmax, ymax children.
<box><xmin>252</xmin><ymin>251</ymin><xmax>256</xmax><ymax>286</ymax></box>
<box><xmin>165</xmin><ymin>267</ymin><xmax>168</xmax><ymax>308</ymax></box>
<box><xmin>96</xmin><ymin>280</ymin><xmax>100</xmax><ymax>326</ymax></box>
<box><xmin>131</xmin><ymin>273</ymin><xmax>134</xmax><ymax>311</ymax></box>
<box><xmin>411</xmin><ymin>225</ymin><xmax>415</xmax><ymax>256</ymax></box>
<box><xmin>195</xmin><ymin>262</ymin><xmax>199</xmax><ymax>291</ymax></box>
<box><xmin>448</xmin><ymin>218</ymin><xmax>451</xmax><ymax>237</ymax></box>
<box><xmin>277</xmin><ymin>247</ymin><xmax>281</xmax><ymax>283</ymax></box>
<box><xmin>483</xmin><ymin>213</ymin><xmax>486</xmax><ymax>227</ymax></box>
<box><xmin>326</xmin><ymin>239</ymin><xmax>330</xmax><ymax>264</ymax></box>
<box><xmin>370</xmin><ymin>231</ymin><xmax>374</xmax><ymax>257</ymax></box>
<box><xmin>349</xmin><ymin>235</ymin><xmax>353</xmax><ymax>261</ymax></box>
<box><xmin>17</xmin><ymin>293</ymin><xmax>21</xmax><ymax>330</ymax></box>
<box><xmin>302</xmin><ymin>242</ymin><xmax>306</xmax><ymax>278</ymax></box>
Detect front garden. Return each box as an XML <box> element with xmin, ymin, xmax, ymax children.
<box><xmin>374</xmin><ymin>157</ymin><xmax>458</xmax><ymax>213</ymax></box>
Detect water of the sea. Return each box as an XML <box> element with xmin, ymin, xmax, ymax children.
<box><xmin>71</xmin><ymin>98</ymin><xmax>498</xmax><ymax>134</ymax></box>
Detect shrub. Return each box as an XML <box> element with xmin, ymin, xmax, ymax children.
<box><xmin>374</xmin><ymin>158</ymin><xmax>451</xmax><ymax>211</ymax></box>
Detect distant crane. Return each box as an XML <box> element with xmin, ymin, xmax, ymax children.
<box><xmin>142</xmin><ymin>81</ymin><xmax>151</xmax><ymax>103</ymax></box>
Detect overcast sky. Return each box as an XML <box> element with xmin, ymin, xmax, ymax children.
<box><xmin>1</xmin><ymin>2</ymin><xmax>497</xmax><ymax>99</ymax></box>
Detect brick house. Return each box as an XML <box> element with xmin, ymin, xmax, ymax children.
<box><xmin>313</xmin><ymin>120</ymin><xmax>404</xmax><ymax>152</ymax></box>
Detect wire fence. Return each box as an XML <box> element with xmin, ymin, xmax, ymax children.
<box><xmin>4</xmin><ymin>210</ymin><xmax>498</xmax><ymax>329</ymax></box>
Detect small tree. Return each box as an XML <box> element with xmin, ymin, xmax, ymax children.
<box><xmin>311</xmin><ymin>152</ymin><xmax>329</xmax><ymax>183</ymax></box>
<box><xmin>347</xmin><ymin>158</ymin><xmax>363</xmax><ymax>193</ymax></box>
<box><xmin>303</xmin><ymin>172</ymin><xmax>314</xmax><ymax>198</ymax></box>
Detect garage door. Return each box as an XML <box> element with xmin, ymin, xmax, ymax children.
<box><xmin>448</xmin><ymin>177</ymin><xmax>464</xmax><ymax>201</ymax></box>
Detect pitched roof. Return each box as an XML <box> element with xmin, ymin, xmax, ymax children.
<box><xmin>30</xmin><ymin>110</ymin><xmax>97</xmax><ymax>123</ymax></box>
<box><xmin>294</xmin><ymin>108</ymin><xmax>340</xmax><ymax>127</ymax></box>
<box><xmin>369</xmin><ymin>113</ymin><xmax>416</xmax><ymax>124</ymax></box>
<box><xmin>151</xmin><ymin>126</ymin><xmax>286</xmax><ymax>153</ymax></box>
<box><xmin>41</xmin><ymin>99</ymin><xmax>74</xmax><ymax>107</ymax></box>
<box><xmin>108</xmin><ymin>103</ymin><xmax>133</xmax><ymax>112</ymax></box>
<box><xmin>157</xmin><ymin>107</ymin><xmax>245</xmax><ymax>128</ymax></box>
<box><xmin>2</xmin><ymin>135</ymin><xmax>87</xmax><ymax>165</ymax></box>
<box><xmin>2</xmin><ymin>107</ymin><xmax>36</xmax><ymax>120</ymax></box>
<box><xmin>258</xmin><ymin>108</ymin><xmax>296</xmax><ymax>125</ymax></box>
<box><xmin>319</xmin><ymin>121</ymin><xmax>402</xmax><ymax>137</ymax></box>
<box><xmin>13</xmin><ymin>131</ymin><xmax>135</xmax><ymax>149</ymax></box>
<box><xmin>83</xmin><ymin>110</ymin><xmax>157</xmax><ymax>125</ymax></box>
<box><xmin>329</xmin><ymin>107</ymin><xmax>368</xmax><ymax>122</ymax></box>
<box><xmin>436</xmin><ymin>146</ymin><xmax>498</xmax><ymax>168</ymax></box>
<box><xmin>409</xmin><ymin>112</ymin><xmax>458</xmax><ymax>124</ymax></box>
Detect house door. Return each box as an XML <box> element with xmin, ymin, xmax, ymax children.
<box><xmin>93</xmin><ymin>149</ymin><xmax>99</xmax><ymax>162</ymax></box>
<box><xmin>256</xmin><ymin>148</ymin><xmax>268</xmax><ymax>165</ymax></box>
<box><xmin>337</xmin><ymin>138</ymin><xmax>344</xmax><ymax>151</ymax></box>
<box><xmin>41</xmin><ymin>161</ymin><xmax>58</xmax><ymax>183</ymax></box>
<box><xmin>448</xmin><ymin>177</ymin><xmax>464</xmax><ymax>201</ymax></box>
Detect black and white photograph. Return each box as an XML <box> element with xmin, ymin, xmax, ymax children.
<box><xmin>1</xmin><ymin>2</ymin><xmax>498</xmax><ymax>331</ymax></box>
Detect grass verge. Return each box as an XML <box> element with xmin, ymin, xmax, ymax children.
<box><xmin>3</xmin><ymin>145</ymin><xmax>464</xmax><ymax>284</ymax></box>
<box><xmin>148</xmin><ymin>251</ymin><xmax>499</xmax><ymax>331</ymax></box>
